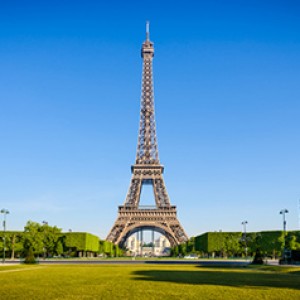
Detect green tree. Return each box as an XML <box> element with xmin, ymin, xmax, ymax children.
<box><xmin>276</xmin><ymin>232</ymin><xmax>285</xmax><ymax>257</ymax></box>
<box><xmin>186</xmin><ymin>237</ymin><xmax>195</xmax><ymax>253</ymax></box>
<box><xmin>24</xmin><ymin>246</ymin><xmax>37</xmax><ymax>264</ymax></box>
<box><xmin>178</xmin><ymin>243</ymin><xmax>187</xmax><ymax>256</ymax></box>
<box><xmin>22</xmin><ymin>221</ymin><xmax>44</xmax><ymax>256</ymax></box>
<box><xmin>286</xmin><ymin>234</ymin><xmax>300</xmax><ymax>251</ymax></box>
<box><xmin>224</xmin><ymin>234</ymin><xmax>241</xmax><ymax>257</ymax></box>
<box><xmin>170</xmin><ymin>245</ymin><xmax>179</xmax><ymax>257</ymax></box>
<box><xmin>251</xmin><ymin>234</ymin><xmax>264</xmax><ymax>264</ymax></box>
<box><xmin>55</xmin><ymin>241</ymin><xmax>64</xmax><ymax>256</ymax></box>
<box><xmin>8</xmin><ymin>233</ymin><xmax>23</xmax><ymax>259</ymax></box>
<box><xmin>41</xmin><ymin>223</ymin><xmax>62</xmax><ymax>257</ymax></box>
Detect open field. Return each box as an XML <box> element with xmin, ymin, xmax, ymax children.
<box><xmin>1</xmin><ymin>264</ymin><xmax>300</xmax><ymax>299</ymax></box>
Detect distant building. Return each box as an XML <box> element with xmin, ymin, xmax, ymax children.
<box><xmin>125</xmin><ymin>234</ymin><xmax>170</xmax><ymax>256</ymax></box>
<box><xmin>126</xmin><ymin>235</ymin><xmax>140</xmax><ymax>255</ymax></box>
<box><xmin>154</xmin><ymin>235</ymin><xmax>171</xmax><ymax>256</ymax></box>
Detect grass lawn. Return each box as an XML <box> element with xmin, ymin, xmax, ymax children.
<box><xmin>1</xmin><ymin>264</ymin><xmax>300</xmax><ymax>299</ymax></box>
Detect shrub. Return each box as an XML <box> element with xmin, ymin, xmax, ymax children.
<box><xmin>24</xmin><ymin>247</ymin><xmax>37</xmax><ymax>264</ymax></box>
<box><xmin>252</xmin><ymin>249</ymin><xmax>264</xmax><ymax>265</ymax></box>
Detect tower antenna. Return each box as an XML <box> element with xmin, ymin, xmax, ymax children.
<box><xmin>146</xmin><ymin>21</ymin><xmax>150</xmax><ymax>41</ymax></box>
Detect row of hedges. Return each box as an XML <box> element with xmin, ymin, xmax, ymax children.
<box><xmin>0</xmin><ymin>227</ymin><xmax>122</xmax><ymax>259</ymax></box>
<box><xmin>64</xmin><ymin>232</ymin><xmax>100</xmax><ymax>252</ymax></box>
<box><xmin>194</xmin><ymin>230</ymin><xmax>300</xmax><ymax>258</ymax></box>
<box><xmin>170</xmin><ymin>230</ymin><xmax>300</xmax><ymax>258</ymax></box>
<box><xmin>99</xmin><ymin>240</ymin><xmax>123</xmax><ymax>257</ymax></box>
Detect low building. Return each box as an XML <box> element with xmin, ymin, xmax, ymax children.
<box><xmin>125</xmin><ymin>234</ymin><xmax>170</xmax><ymax>256</ymax></box>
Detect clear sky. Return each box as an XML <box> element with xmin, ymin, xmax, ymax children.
<box><xmin>0</xmin><ymin>0</ymin><xmax>300</xmax><ymax>238</ymax></box>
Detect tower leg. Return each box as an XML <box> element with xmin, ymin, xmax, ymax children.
<box><xmin>138</xmin><ymin>231</ymin><xmax>140</xmax><ymax>255</ymax></box>
<box><xmin>141</xmin><ymin>229</ymin><xmax>143</xmax><ymax>256</ymax></box>
<box><xmin>152</xmin><ymin>230</ymin><xmax>155</xmax><ymax>256</ymax></box>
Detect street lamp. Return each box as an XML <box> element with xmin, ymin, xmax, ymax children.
<box><xmin>1</xmin><ymin>209</ymin><xmax>10</xmax><ymax>264</ymax></box>
<box><xmin>241</xmin><ymin>221</ymin><xmax>248</xmax><ymax>258</ymax></box>
<box><xmin>280</xmin><ymin>209</ymin><xmax>289</xmax><ymax>262</ymax></box>
<box><xmin>280</xmin><ymin>209</ymin><xmax>288</xmax><ymax>232</ymax></box>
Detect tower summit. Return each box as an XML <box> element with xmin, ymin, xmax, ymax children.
<box><xmin>106</xmin><ymin>24</ymin><xmax>188</xmax><ymax>247</ymax></box>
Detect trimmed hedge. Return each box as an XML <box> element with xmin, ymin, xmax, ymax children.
<box><xmin>194</xmin><ymin>232</ymin><xmax>242</xmax><ymax>255</ymax></box>
<box><xmin>194</xmin><ymin>230</ymin><xmax>300</xmax><ymax>257</ymax></box>
<box><xmin>64</xmin><ymin>232</ymin><xmax>99</xmax><ymax>252</ymax></box>
<box><xmin>0</xmin><ymin>230</ymin><xmax>124</xmax><ymax>258</ymax></box>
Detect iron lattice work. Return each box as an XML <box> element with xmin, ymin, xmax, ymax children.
<box><xmin>106</xmin><ymin>24</ymin><xmax>188</xmax><ymax>247</ymax></box>
<box><xmin>136</xmin><ymin>35</ymin><xmax>159</xmax><ymax>165</ymax></box>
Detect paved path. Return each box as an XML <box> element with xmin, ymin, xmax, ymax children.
<box><xmin>3</xmin><ymin>259</ymin><xmax>250</xmax><ymax>266</ymax></box>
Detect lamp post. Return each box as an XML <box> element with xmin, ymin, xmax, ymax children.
<box><xmin>42</xmin><ymin>221</ymin><xmax>48</xmax><ymax>259</ymax></box>
<box><xmin>280</xmin><ymin>209</ymin><xmax>289</xmax><ymax>262</ymax></box>
<box><xmin>1</xmin><ymin>209</ymin><xmax>10</xmax><ymax>264</ymax></box>
<box><xmin>241</xmin><ymin>220</ymin><xmax>248</xmax><ymax>258</ymax></box>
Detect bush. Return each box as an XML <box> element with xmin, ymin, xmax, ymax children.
<box><xmin>252</xmin><ymin>249</ymin><xmax>264</xmax><ymax>265</ymax></box>
<box><xmin>24</xmin><ymin>247</ymin><xmax>37</xmax><ymax>264</ymax></box>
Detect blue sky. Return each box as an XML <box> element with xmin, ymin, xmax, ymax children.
<box><xmin>0</xmin><ymin>1</ymin><xmax>300</xmax><ymax>238</ymax></box>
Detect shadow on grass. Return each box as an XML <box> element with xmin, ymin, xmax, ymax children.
<box><xmin>132</xmin><ymin>268</ymin><xmax>300</xmax><ymax>290</ymax></box>
<box><xmin>289</xmin><ymin>270</ymin><xmax>300</xmax><ymax>276</ymax></box>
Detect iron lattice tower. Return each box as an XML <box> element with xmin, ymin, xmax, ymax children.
<box><xmin>106</xmin><ymin>23</ymin><xmax>188</xmax><ymax>247</ymax></box>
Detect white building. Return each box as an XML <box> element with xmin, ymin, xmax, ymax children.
<box><xmin>154</xmin><ymin>235</ymin><xmax>170</xmax><ymax>256</ymax></box>
<box><xmin>125</xmin><ymin>234</ymin><xmax>170</xmax><ymax>256</ymax></box>
<box><xmin>126</xmin><ymin>235</ymin><xmax>140</xmax><ymax>255</ymax></box>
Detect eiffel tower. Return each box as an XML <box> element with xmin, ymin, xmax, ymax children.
<box><xmin>106</xmin><ymin>23</ymin><xmax>188</xmax><ymax>247</ymax></box>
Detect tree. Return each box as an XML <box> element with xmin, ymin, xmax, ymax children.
<box><xmin>55</xmin><ymin>241</ymin><xmax>64</xmax><ymax>256</ymax></box>
<box><xmin>251</xmin><ymin>234</ymin><xmax>264</xmax><ymax>264</ymax></box>
<box><xmin>22</xmin><ymin>221</ymin><xmax>62</xmax><ymax>258</ymax></box>
<box><xmin>24</xmin><ymin>246</ymin><xmax>36</xmax><ymax>264</ymax></box>
<box><xmin>41</xmin><ymin>223</ymin><xmax>62</xmax><ymax>257</ymax></box>
<box><xmin>286</xmin><ymin>234</ymin><xmax>300</xmax><ymax>251</ymax></box>
<box><xmin>276</xmin><ymin>232</ymin><xmax>285</xmax><ymax>257</ymax></box>
<box><xmin>22</xmin><ymin>221</ymin><xmax>44</xmax><ymax>256</ymax></box>
<box><xmin>223</xmin><ymin>234</ymin><xmax>241</xmax><ymax>257</ymax></box>
<box><xmin>178</xmin><ymin>243</ymin><xmax>187</xmax><ymax>256</ymax></box>
<box><xmin>186</xmin><ymin>237</ymin><xmax>195</xmax><ymax>253</ymax></box>
<box><xmin>252</xmin><ymin>248</ymin><xmax>264</xmax><ymax>264</ymax></box>
<box><xmin>170</xmin><ymin>245</ymin><xmax>179</xmax><ymax>257</ymax></box>
<box><xmin>10</xmin><ymin>233</ymin><xmax>16</xmax><ymax>259</ymax></box>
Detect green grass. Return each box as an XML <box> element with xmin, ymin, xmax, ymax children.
<box><xmin>1</xmin><ymin>264</ymin><xmax>300</xmax><ymax>299</ymax></box>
